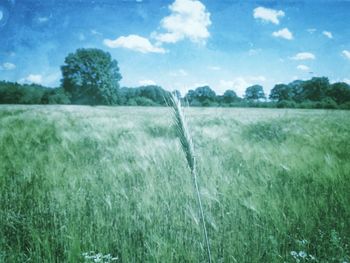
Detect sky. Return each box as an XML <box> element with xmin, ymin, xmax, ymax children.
<box><xmin>0</xmin><ymin>0</ymin><xmax>350</xmax><ymax>96</ymax></box>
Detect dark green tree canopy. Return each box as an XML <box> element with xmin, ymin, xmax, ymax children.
<box><xmin>61</xmin><ymin>48</ymin><xmax>122</xmax><ymax>105</ymax></box>
<box><xmin>172</xmin><ymin>90</ymin><xmax>181</xmax><ymax>100</ymax></box>
<box><xmin>119</xmin><ymin>85</ymin><xmax>171</xmax><ymax>106</ymax></box>
<box><xmin>245</xmin><ymin>85</ymin><xmax>265</xmax><ymax>100</ymax></box>
<box><xmin>269</xmin><ymin>84</ymin><xmax>293</xmax><ymax>101</ymax></box>
<box><xmin>327</xmin><ymin>82</ymin><xmax>350</xmax><ymax>104</ymax></box>
<box><xmin>301</xmin><ymin>77</ymin><xmax>330</xmax><ymax>101</ymax></box>
<box><xmin>194</xmin><ymin>86</ymin><xmax>216</xmax><ymax>101</ymax></box>
<box><xmin>184</xmin><ymin>86</ymin><xmax>216</xmax><ymax>105</ymax></box>
<box><xmin>0</xmin><ymin>73</ymin><xmax>350</xmax><ymax>109</ymax></box>
<box><xmin>223</xmin><ymin>89</ymin><xmax>238</xmax><ymax>103</ymax></box>
<box><xmin>184</xmin><ymin>89</ymin><xmax>196</xmax><ymax>103</ymax></box>
<box><xmin>0</xmin><ymin>81</ymin><xmax>70</xmax><ymax>105</ymax></box>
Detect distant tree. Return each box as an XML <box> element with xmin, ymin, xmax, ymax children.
<box><xmin>117</xmin><ymin>87</ymin><xmax>131</xmax><ymax>105</ymax></box>
<box><xmin>327</xmin><ymin>82</ymin><xmax>350</xmax><ymax>104</ymax></box>
<box><xmin>134</xmin><ymin>97</ymin><xmax>158</xmax><ymax>106</ymax></box>
<box><xmin>288</xmin><ymin>80</ymin><xmax>305</xmax><ymax>102</ymax></box>
<box><xmin>172</xmin><ymin>90</ymin><xmax>181</xmax><ymax>99</ymax></box>
<box><xmin>244</xmin><ymin>85</ymin><xmax>265</xmax><ymax>101</ymax></box>
<box><xmin>223</xmin><ymin>89</ymin><xmax>238</xmax><ymax>103</ymax></box>
<box><xmin>119</xmin><ymin>87</ymin><xmax>141</xmax><ymax>104</ymax></box>
<box><xmin>276</xmin><ymin>100</ymin><xmax>297</xmax><ymax>108</ymax></box>
<box><xmin>42</xmin><ymin>88</ymin><xmax>71</xmax><ymax>104</ymax></box>
<box><xmin>19</xmin><ymin>84</ymin><xmax>47</xmax><ymax>104</ymax></box>
<box><xmin>117</xmin><ymin>85</ymin><xmax>171</xmax><ymax>106</ymax></box>
<box><xmin>184</xmin><ymin>89</ymin><xmax>196</xmax><ymax>104</ymax></box>
<box><xmin>184</xmin><ymin>86</ymin><xmax>216</xmax><ymax>106</ymax></box>
<box><xmin>320</xmin><ymin>97</ymin><xmax>338</xmax><ymax>109</ymax></box>
<box><xmin>61</xmin><ymin>48</ymin><xmax>122</xmax><ymax>105</ymax></box>
<box><xmin>300</xmin><ymin>77</ymin><xmax>330</xmax><ymax>101</ymax></box>
<box><xmin>269</xmin><ymin>84</ymin><xmax>293</xmax><ymax>101</ymax></box>
<box><xmin>0</xmin><ymin>81</ymin><xmax>23</xmax><ymax>103</ymax></box>
<box><xmin>0</xmin><ymin>81</ymin><xmax>50</xmax><ymax>104</ymax></box>
<box><xmin>194</xmin><ymin>86</ymin><xmax>216</xmax><ymax>102</ymax></box>
<box><xmin>139</xmin><ymin>85</ymin><xmax>171</xmax><ymax>105</ymax></box>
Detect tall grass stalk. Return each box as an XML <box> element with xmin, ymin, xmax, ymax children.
<box><xmin>170</xmin><ymin>95</ymin><xmax>212</xmax><ymax>263</ymax></box>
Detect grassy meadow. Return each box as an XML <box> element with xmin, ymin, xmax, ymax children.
<box><xmin>0</xmin><ymin>105</ymin><xmax>349</xmax><ymax>262</ymax></box>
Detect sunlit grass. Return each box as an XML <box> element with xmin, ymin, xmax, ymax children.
<box><xmin>0</xmin><ymin>105</ymin><xmax>349</xmax><ymax>262</ymax></box>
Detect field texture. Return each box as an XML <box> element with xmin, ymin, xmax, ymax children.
<box><xmin>0</xmin><ymin>106</ymin><xmax>350</xmax><ymax>262</ymax></box>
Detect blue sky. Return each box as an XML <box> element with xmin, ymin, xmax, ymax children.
<box><xmin>0</xmin><ymin>0</ymin><xmax>350</xmax><ymax>96</ymax></box>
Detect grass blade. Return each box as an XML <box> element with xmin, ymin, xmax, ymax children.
<box><xmin>170</xmin><ymin>94</ymin><xmax>212</xmax><ymax>263</ymax></box>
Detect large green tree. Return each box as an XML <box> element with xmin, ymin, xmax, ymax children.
<box><xmin>327</xmin><ymin>82</ymin><xmax>350</xmax><ymax>104</ymax></box>
<box><xmin>61</xmin><ymin>48</ymin><xmax>122</xmax><ymax>105</ymax></box>
<box><xmin>269</xmin><ymin>84</ymin><xmax>293</xmax><ymax>101</ymax></box>
<box><xmin>184</xmin><ymin>86</ymin><xmax>216</xmax><ymax>106</ymax></box>
<box><xmin>300</xmin><ymin>77</ymin><xmax>330</xmax><ymax>101</ymax></box>
<box><xmin>223</xmin><ymin>89</ymin><xmax>239</xmax><ymax>103</ymax></box>
<box><xmin>244</xmin><ymin>85</ymin><xmax>265</xmax><ymax>101</ymax></box>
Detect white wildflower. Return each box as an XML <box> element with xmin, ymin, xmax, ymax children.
<box><xmin>299</xmin><ymin>251</ymin><xmax>307</xmax><ymax>258</ymax></box>
<box><xmin>290</xmin><ymin>251</ymin><xmax>298</xmax><ymax>257</ymax></box>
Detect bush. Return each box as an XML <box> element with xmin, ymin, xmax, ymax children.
<box><xmin>189</xmin><ymin>99</ymin><xmax>202</xmax><ymax>107</ymax></box>
<box><xmin>339</xmin><ymin>102</ymin><xmax>350</xmax><ymax>110</ymax></box>
<box><xmin>276</xmin><ymin>100</ymin><xmax>296</xmax><ymax>108</ymax></box>
<box><xmin>125</xmin><ymin>98</ymin><xmax>137</xmax><ymax>106</ymax></box>
<box><xmin>321</xmin><ymin>98</ymin><xmax>338</xmax><ymax>109</ymax></box>
<box><xmin>298</xmin><ymin>100</ymin><xmax>316</xmax><ymax>109</ymax></box>
<box><xmin>42</xmin><ymin>88</ymin><xmax>71</xmax><ymax>104</ymax></box>
<box><xmin>134</xmin><ymin>97</ymin><xmax>158</xmax><ymax>106</ymax></box>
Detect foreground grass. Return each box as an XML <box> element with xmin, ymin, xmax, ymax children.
<box><xmin>0</xmin><ymin>105</ymin><xmax>349</xmax><ymax>262</ymax></box>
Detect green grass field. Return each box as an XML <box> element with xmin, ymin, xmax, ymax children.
<box><xmin>1</xmin><ymin>105</ymin><xmax>349</xmax><ymax>262</ymax></box>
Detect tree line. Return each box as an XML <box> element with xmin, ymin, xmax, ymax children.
<box><xmin>1</xmin><ymin>48</ymin><xmax>349</xmax><ymax>109</ymax></box>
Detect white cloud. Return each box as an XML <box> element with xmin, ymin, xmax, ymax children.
<box><xmin>0</xmin><ymin>10</ymin><xmax>3</xmax><ymax>21</ymax></box>
<box><xmin>297</xmin><ymin>65</ymin><xmax>310</xmax><ymax>72</ymax></box>
<box><xmin>91</xmin><ymin>29</ymin><xmax>102</xmax><ymax>36</ymax></box>
<box><xmin>154</xmin><ymin>0</ymin><xmax>211</xmax><ymax>44</ymax></box>
<box><xmin>219</xmin><ymin>79</ymin><xmax>248</xmax><ymax>97</ymax></box>
<box><xmin>20</xmin><ymin>72</ymin><xmax>60</xmax><ymax>86</ymax></box>
<box><xmin>219</xmin><ymin>76</ymin><xmax>266</xmax><ymax>97</ymax></box>
<box><xmin>43</xmin><ymin>72</ymin><xmax>61</xmax><ymax>86</ymax></box>
<box><xmin>253</xmin><ymin>7</ymin><xmax>285</xmax><ymax>25</ymax></box>
<box><xmin>1</xmin><ymin>62</ymin><xmax>16</xmax><ymax>70</ymax></box>
<box><xmin>291</xmin><ymin>52</ymin><xmax>316</xmax><ymax>60</ymax></box>
<box><xmin>307</xmin><ymin>28</ymin><xmax>317</xmax><ymax>34</ymax></box>
<box><xmin>250</xmin><ymin>76</ymin><xmax>266</xmax><ymax>82</ymax></box>
<box><xmin>342</xmin><ymin>50</ymin><xmax>350</xmax><ymax>60</ymax></box>
<box><xmin>190</xmin><ymin>82</ymin><xmax>209</xmax><ymax>89</ymax></box>
<box><xmin>78</xmin><ymin>33</ymin><xmax>86</xmax><ymax>41</ymax></box>
<box><xmin>322</xmin><ymin>31</ymin><xmax>333</xmax><ymax>39</ymax></box>
<box><xmin>343</xmin><ymin>78</ymin><xmax>350</xmax><ymax>84</ymax></box>
<box><xmin>37</xmin><ymin>16</ymin><xmax>49</xmax><ymax>23</ymax></box>
<box><xmin>169</xmin><ymin>69</ymin><xmax>188</xmax><ymax>77</ymax></box>
<box><xmin>103</xmin><ymin>34</ymin><xmax>166</xmax><ymax>53</ymax></box>
<box><xmin>25</xmin><ymin>74</ymin><xmax>43</xmax><ymax>84</ymax></box>
<box><xmin>103</xmin><ymin>0</ymin><xmax>211</xmax><ymax>53</ymax></box>
<box><xmin>272</xmin><ymin>28</ymin><xmax>293</xmax><ymax>40</ymax></box>
<box><xmin>138</xmin><ymin>79</ymin><xmax>157</xmax><ymax>86</ymax></box>
<box><xmin>248</xmin><ymin>48</ymin><xmax>261</xmax><ymax>56</ymax></box>
<box><xmin>208</xmin><ymin>66</ymin><xmax>221</xmax><ymax>71</ymax></box>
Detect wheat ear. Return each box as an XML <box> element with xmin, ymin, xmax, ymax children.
<box><xmin>170</xmin><ymin>94</ymin><xmax>212</xmax><ymax>263</ymax></box>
